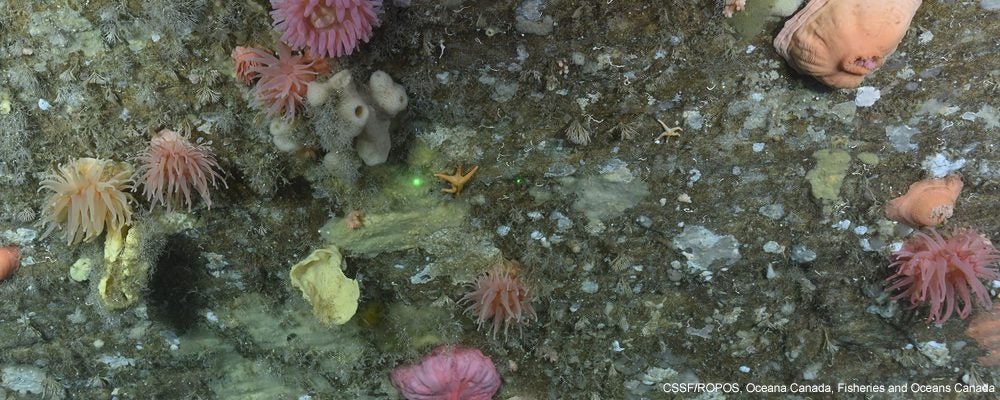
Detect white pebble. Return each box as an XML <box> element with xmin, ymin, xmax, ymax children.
<box><xmin>855</xmin><ymin>86</ymin><xmax>881</xmax><ymax>107</ymax></box>
<box><xmin>833</xmin><ymin>220</ymin><xmax>851</xmax><ymax>230</ymax></box>
<box><xmin>763</xmin><ymin>241</ymin><xmax>784</xmax><ymax>254</ymax></box>
<box><xmin>409</xmin><ymin>265</ymin><xmax>433</xmax><ymax>284</ymax></box>
<box><xmin>918</xmin><ymin>31</ymin><xmax>933</xmax><ymax>44</ymax></box>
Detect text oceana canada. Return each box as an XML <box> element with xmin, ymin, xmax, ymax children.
<box><xmin>661</xmin><ymin>382</ymin><xmax>997</xmax><ymax>394</ymax></box>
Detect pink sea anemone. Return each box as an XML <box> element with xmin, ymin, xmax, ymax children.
<box><xmin>246</xmin><ymin>43</ymin><xmax>330</xmax><ymax>119</ymax></box>
<box><xmin>886</xmin><ymin>228</ymin><xmax>1000</xmax><ymax>323</ymax></box>
<box><xmin>231</xmin><ymin>46</ymin><xmax>265</xmax><ymax>84</ymax></box>
<box><xmin>135</xmin><ymin>129</ymin><xmax>227</xmax><ymax>211</ymax></box>
<box><xmin>271</xmin><ymin>0</ymin><xmax>383</xmax><ymax>59</ymax></box>
<box><xmin>390</xmin><ymin>345</ymin><xmax>501</xmax><ymax>400</ymax></box>
<box><xmin>39</xmin><ymin>158</ymin><xmax>134</xmax><ymax>245</ymax></box>
<box><xmin>462</xmin><ymin>259</ymin><xmax>537</xmax><ymax>338</ymax></box>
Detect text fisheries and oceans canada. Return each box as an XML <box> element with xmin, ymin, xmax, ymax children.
<box><xmin>661</xmin><ymin>382</ymin><xmax>997</xmax><ymax>394</ymax></box>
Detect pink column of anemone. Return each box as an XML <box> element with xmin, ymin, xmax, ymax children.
<box><xmin>390</xmin><ymin>345</ymin><xmax>501</xmax><ymax>400</ymax></box>
<box><xmin>886</xmin><ymin>228</ymin><xmax>1000</xmax><ymax>323</ymax></box>
<box><xmin>271</xmin><ymin>0</ymin><xmax>383</xmax><ymax>58</ymax></box>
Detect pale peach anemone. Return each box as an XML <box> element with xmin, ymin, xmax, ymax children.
<box><xmin>773</xmin><ymin>0</ymin><xmax>922</xmax><ymax>88</ymax></box>
<box><xmin>38</xmin><ymin>158</ymin><xmax>134</xmax><ymax>245</ymax></box>
<box><xmin>886</xmin><ymin>174</ymin><xmax>963</xmax><ymax>228</ymax></box>
<box><xmin>0</xmin><ymin>244</ymin><xmax>20</xmax><ymax>281</ymax></box>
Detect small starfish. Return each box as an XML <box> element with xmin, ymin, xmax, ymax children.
<box><xmin>654</xmin><ymin>118</ymin><xmax>682</xmax><ymax>143</ymax></box>
<box><xmin>434</xmin><ymin>164</ymin><xmax>479</xmax><ymax>197</ymax></box>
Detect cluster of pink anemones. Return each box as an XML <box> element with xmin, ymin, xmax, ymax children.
<box><xmin>390</xmin><ymin>345</ymin><xmax>501</xmax><ymax>400</ymax></box>
<box><xmin>462</xmin><ymin>258</ymin><xmax>537</xmax><ymax>338</ymax></box>
<box><xmin>886</xmin><ymin>228</ymin><xmax>1000</xmax><ymax>324</ymax></box>
<box><xmin>271</xmin><ymin>0</ymin><xmax>383</xmax><ymax>59</ymax></box>
<box><xmin>38</xmin><ymin>157</ymin><xmax>134</xmax><ymax>245</ymax></box>
<box><xmin>135</xmin><ymin>129</ymin><xmax>227</xmax><ymax>211</ymax></box>
<box><xmin>240</xmin><ymin>43</ymin><xmax>331</xmax><ymax>119</ymax></box>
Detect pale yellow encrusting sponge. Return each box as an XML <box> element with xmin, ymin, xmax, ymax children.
<box><xmin>98</xmin><ymin>225</ymin><xmax>150</xmax><ymax>309</ymax></box>
<box><xmin>290</xmin><ymin>246</ymin><xmax>360</xmax><ymax>325</ymax></box>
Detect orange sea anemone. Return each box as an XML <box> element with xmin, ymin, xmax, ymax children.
<box><xmin>885</xmin><ymin>174</ymin><xmax>963</xmax><ymax>228</ymax></box>
<box><xmin>968</xmin><ymin>302</ymin><xmax>1000</xmax><ymax>366</ymax></box>
<box><xmin>773</xmin><ymin>0</ymin><xmax>922</xmax><ymax>88</ymax></box>
<box><xmin>0</xmin><ymin>244</ymin><xmax>20</xmax><ymax>281</ymax></box>
<box><xmin>462</xmin><ymin>258</ymin><xmax>537</xmax><ymax>338</ymax></box>
<box><xmin>39</xmin><ymin>158</ymin><xmax>134</xmax><ymax>245</ymax></box>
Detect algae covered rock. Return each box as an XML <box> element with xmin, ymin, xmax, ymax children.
<box><xmin>320</xmin><ymin>202</ymin><xmax>501</xmax><ymax>283</ymax></box>
<box><xmin>321</xmin><ymin>203</ymin><xmax>467</xmax><ymax>256</ymax></box>
<box><xmin>805</xmin><ymin>149</ymin><xmax>851</xmax><ymax>214</ymax></box>
<box><xmin>289</xmin><ymin>246</ymin><xmax>360</xmax><ymax>325</ymax></box>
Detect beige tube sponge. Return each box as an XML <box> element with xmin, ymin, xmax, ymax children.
<box><xmin>306</xmin><ymin>69</ymin><xmax>408</xmax><ymax>166</ymax></box>
<box><xmin>368</xmin><ymin>70</ymin><xmax>408</xmax><ymax>116</ymax></box>
<box><xmin>355</xmin><ymin>70</ymin><xmax>408</xmax><ymax>165</ymax></box>
<box><xmin>289</xmin><ymin>246</ymin><xmax>360</xmax><ymax>326</ymax></box>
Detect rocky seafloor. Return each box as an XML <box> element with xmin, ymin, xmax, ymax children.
<box><xmin>2</xmin><ymin>0</ymin><xmax>1000</xmax><ymax>399</ymax></box>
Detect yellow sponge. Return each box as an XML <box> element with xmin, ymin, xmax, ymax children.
<box><xmin>289</xmin><ymin>246</ymin><xmax>360</xmax><ymax>325</ymax></box>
